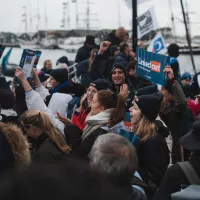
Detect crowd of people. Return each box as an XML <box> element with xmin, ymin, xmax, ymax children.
<box><xmin>0</xmin><ymin>26</ymin><xmax>200</xmax><ymax>200</ymax></box>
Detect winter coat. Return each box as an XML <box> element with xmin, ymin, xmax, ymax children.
<box><xmin>169</xmin><ymin>58</ymin><xmax>180</xmax><ymax>81</ymax></box>
<box><xmin>75</xmin><ymin>44</ymin><xmax>93</xmax><ymax>63</ymax></box>
<box><xmin>64</xmin><ymin>124</ymin><xmax>107</xmax><ymax>158</ymax></box>
<box><xmin>114</xmin><ymin>52</ymin><xmax>131</xmax><ymax>67</ymax></box>
<box><xmin>137</xmin><ymin>120</ymin><xmax>170</xmax><ymax>187</ymax></box>
<box><xmin>76</xmin><ymin>59</ymin><xmax>92</xmax><ymax>86</ymax></box>
<box><xmin>153</xmin><ymin>152</ymin><xmax>200</xmax><ymax>200</ymax></box>
<box><xmin>127</xmin><ymin>76</ymin><xmax>152</xmax><ymax>92</ymax></box>
<box><xmin>104</xmin><ymin>56</ymin><xmax>115</xmax><ymax>81</ymax></box>
<box><xmin>188</xmin><ymin>99</ymin><xmax>200</xmax><ymax>118</ymax></box>
<box><xmin>91</xmin><ymin>53</ymin><xmax>107</xmax><ymax>81</ymax></box>
<box><xmin>103</xmin><ymin>30</ymin><xmax>122</xmax><ymax>60</ymax></box>
<box><xmin>31</xmin><ymin>133</ymin><xmax>66</xmax><ymax>163</ymax></box>
<box><xmin>159</xmin><ymin>81</ymin><xmax>194</xmax><ymax>163</ymax></box>
<box><xmin>25</xmin><ymin>87</ymin><xmax>65</xmax><ymax>135</ymax></box>
<box><xmin>0</xmin><ymin>76</ymin><xmax>11</xmax><ymax>91</ymax></box>
<box><xmin>0</xmin><ymin>123</ymin><xmax>30</xmax><ymax>176</ymax></box>
<box><xmin>72</xmin><ymin>108</ymin><xmax>91</xmax><ymax>130</ymax></box>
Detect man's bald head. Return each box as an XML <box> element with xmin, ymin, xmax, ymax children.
<box><xmin>115</xmin><ymin>27</ymin><xmax>127</xmax><ymax>41</ymax></box>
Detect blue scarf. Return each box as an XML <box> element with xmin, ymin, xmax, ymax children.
<box><xmin>50</xmin><ymin>81</ymin><xmax>71</xmax><ymax>94</ymax></box>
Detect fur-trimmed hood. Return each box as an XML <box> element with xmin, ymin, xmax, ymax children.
<box><xmin>0</xmin><ymin>123</ymin><xmax>31</xmax><ymax>168</ymax></box>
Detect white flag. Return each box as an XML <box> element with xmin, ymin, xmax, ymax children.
<box><xmin>124</xmin><ymin>0</ymin><xmax>151</xmax><ymax>8</ymax></box>
<box><xmin>137</xmin><ymin>7</ymin><xmax>157</xmax><ymax>39</ymax></box>
<box><xmin>147</xmin><ymin>32</ymin><xmax>167</xmax><ymax>54</ymax></box>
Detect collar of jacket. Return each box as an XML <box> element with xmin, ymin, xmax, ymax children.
<box><xmin>34</xmin><ymin>133</ymin><xmax>48</xmax><ymax>152</ymax></box>
<box><xmin>50</xmin><ymin>81</ymin><xmax>71</xmax><ymax>94</ymax></box>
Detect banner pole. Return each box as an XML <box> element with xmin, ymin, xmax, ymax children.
<box><xmin>132</xmin><ymin>0</ymin><xmax>138</xmax><ymax>52</ymax></box>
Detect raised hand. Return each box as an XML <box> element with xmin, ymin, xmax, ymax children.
<box><xmin>15</xmin><ymin>67</ymin><xmax>26</xmax><ymax>81</ymax></box>
<box><xmin>99</xmin><ymin>41</ymin><xmax>111</xmax><ymax>54</ymax></box>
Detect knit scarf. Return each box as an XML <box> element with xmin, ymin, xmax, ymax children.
<box><xmin>81</xmin><ymin>109</ymin><xmax>114</xmax><ymax>140</ymax></box>
<box><xmin>50</xmin><ymin>81</ymin><xmax>71</xmax><ymax>94</ymax></box>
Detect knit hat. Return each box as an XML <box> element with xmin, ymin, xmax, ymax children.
<box><xmin>136</xmin><ymin>84</ymin><xmax>158</xmax><ymax>97</ymax></box>
<box><xmin>50</xmin><ymin>68</ymin><xmax>69</xmax><ymax>84</ymax></box>
<box><xmin>85</xmin><ymin>35</ymin><xmax>95</xmax><ymax>45</ymax></box>
<box><xmin>89</xmin><ymin>79</ymin><xmax>110</xmax><ymax>91</ymax></box>
<box><xmin>111</xmin><ymin>63</ymin><xmax>126</xmax><ymax>75</ymax></box>
<box><xmin>110</xmin><ymin>45</ymin><xmax>119</xmax><ymax>57</ymax></box>
<box><xmin>56</xmin><ymin>56</ymin><xmax>70</xmax><ymax>66</ymax></box>
<box><xmin>0</xmin><ymin>89</ymin><xmax>14</xmax><ymax>109</ymax></box>
<box><xmin>135</xmin><ymin>93</ymin><xmax>163</xmax><ymax>121</ymax></box>
<box><xmin>180</xmin><ymin>72</ymin><xmax>192</xmax><ymax>81</ymax></box>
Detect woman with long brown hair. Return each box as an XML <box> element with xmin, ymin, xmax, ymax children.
<box><xmin>21</xmin><ymin>109</ymin><xmax>71</xmax><ymax>162</ymax></box>
<box><xmin>76</xmin><ymin>48</ymin><xmax>98</xmax><ymax>86</ymax></box>
<box><xmin>129</xmin><ymin>93</ymin><xmax>170</xmax><ymax>188</ymax></box>
<box><xmin>65</xmin><ymin>90</ymin><xmax>126</xmax><ymax>157</ymax></box>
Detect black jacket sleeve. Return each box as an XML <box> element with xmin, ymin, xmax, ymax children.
<box><xmin>91</xmin><ymin>54</ymin><xmax>106</xmax><ymax>81</ymax></box>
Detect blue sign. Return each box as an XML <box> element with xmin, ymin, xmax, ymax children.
<box><xmin>136</xmin><ymin>48</ymin><xmax>170</xmax><ymax>86</ymax></box>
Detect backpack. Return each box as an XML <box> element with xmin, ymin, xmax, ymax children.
<box><xmin>177</xmin><ymin>161</ymin><xmax>200</xmax><ymax>185</ymax></box>
<box><xmin>171</xmin><ymin>162</ymin><xmax>200</xmax><ymax>200</ymax></box>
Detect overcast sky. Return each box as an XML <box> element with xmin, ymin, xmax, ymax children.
<box><xmin>0</xmin><ymin>0</ymin><xmax>199</xmax><ymax>36</ymax></box>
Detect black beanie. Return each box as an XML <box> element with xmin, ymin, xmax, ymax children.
<box><xmin>111</xmin><ymin>63</ymin><xmax>126</xmax><ymax>75</ymax></box>
<box><xmin>0</xmin><ymin>89</ymin><xmax>14</xmax><ymax>109</ymax></box>
<box><xmin>136</xmin><ymin>84</ymin><xmax>158</xmax><ymax>97</ymax></box>
<box><xmin>56</xmin><ymin>56</ymin><xmax>70</xmax><ymax>66</ymax></box>
<box><xmin>136</xmin><ymin>93</ymin><xmax>163</xmax><ymax>121</ymax></box>
<box><xmin>50</xmin><ymin>68</ymin><xmax>69</xmax><ymax>84</ymax></box>
<box><xmin>89</xmin><ymin>79</ymin><xmax>110</xmax><ymax>91</ymax></box>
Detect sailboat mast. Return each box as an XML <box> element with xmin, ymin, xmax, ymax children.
<box><xmin>168</xmin><ymin>0</ymin><xmax>177</xmax><ymax>42</ymax></box>
<box><xmin>118</xmin><ymin>0</ymin><xmax>121</xmax><ymax>27</ymax></box>
<box><xmin>44</xmin><ymin>0</ymin><xmax>48</xmax><ymax>32</ymax></box>
<box><xmin>76</xmin><ymin>1</ymin><xmax>79</xmax><ymax>29</ymax></box>
<box><xmin>132</xmin><ymin>0</ymin><xmax>137</xmax><ymax>52</ymax></box>
<box><xmin>86</xmin><ymin>0</ymin><xmax>90</xmax><ymax>30</ymax></box>
<box><xmin>36</xmin><ymin>0</ymin><xmax>40</xmax><ymax>41</ymax></box>
<box><xmin>22</xmin><ymin>6</ymin><xmax>28</xmax><ymax>33</ymax></box>
<box><xmin>29</xmin><ymin>3</ymin><xmax>33</xmax><ymax>32</ymax></box>
<box><xmin>180</xmin><ymin>0</ymin><xmax>196</xmax><ymax>74</ymax></box>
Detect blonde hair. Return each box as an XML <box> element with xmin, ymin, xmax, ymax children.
<box><xmin>21</xmin><ymin>109</ymin><xmax>71</xmax><ymax>153</ymax></box>
<box><xmin>136</xmin><ymin>116</ymin><xmax>157</xmax><ymax>142</ymax></box>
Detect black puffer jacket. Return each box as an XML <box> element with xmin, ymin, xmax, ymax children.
<box><xmin>31</xmin><ymin>133</ymin><xmax>66</xmax><ymax>163</ymax></box>
<box><xmin>75</xmin><ymin>44</ymin><xmax>93</xmax><ymax>63</ymax></box>
<box><xmin>137</xmin><ymin>120</ymin><xmax>170</xmax><ymax>187</ymax></box>
<box><xmin>64</xmin><ymin>124</ymin><xmax>107</xmax><ymax>158</ymax></box>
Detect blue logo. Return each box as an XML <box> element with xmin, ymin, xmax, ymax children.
<box><xmin>152</xmin><ymin>37</ymin><xmax>165</xmax><ymax>53</ymax></box>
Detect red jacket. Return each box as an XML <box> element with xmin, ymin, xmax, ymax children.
<box><xmin>72</xmin><ymin>108</ymin><xmax>91</xmax><ymax>130</ymax></box>
<box><xmin>188</xmin><ymin>99</ymin><xmax>200</xmax><ymax>118</ymax></box>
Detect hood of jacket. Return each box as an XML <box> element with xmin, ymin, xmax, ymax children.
<box><xmin>155</xmin><ymin>120</ymin><xmax>170</xmax><ymax>138</ymax></box>
<box><xmin>0</xmin><ymin>123</ymin><xmax>31</xmax><ymax>168</ymax></box>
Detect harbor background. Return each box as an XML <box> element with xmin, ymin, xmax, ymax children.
<box><xmin>2</xmin><ymin>47</ymin><xmax>199</xmax><ymax>74</ymax></box>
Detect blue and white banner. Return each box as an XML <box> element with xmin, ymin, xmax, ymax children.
<box><xmin>137</xmin><ymin>7</ymin><xmax>157</xmax><ymax>39</ymax></box>
<box><xmin>147</xmin><ymin>32</ymin><xmax>167</xmax><ymax>54</ymax></box>
<box><xmin>136</xmin><ymin>48</ymin><xmax>169</xmax><ymax>86</ymax></box>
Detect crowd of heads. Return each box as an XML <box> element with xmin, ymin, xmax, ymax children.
<box><xmin>0</xmin><ymin>26</ymin><xmax>200</xmax><ymax>200</ymax></box>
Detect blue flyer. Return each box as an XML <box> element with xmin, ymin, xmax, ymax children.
<box><xmin>19</xmin><ymin>49</ymin><xmax>41</xmax><ymax>78</ymax></box>
<box><xmin>136</xmin><ymin>48</ymin><xmax>170</xmax><ymax>86</ymax></box>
